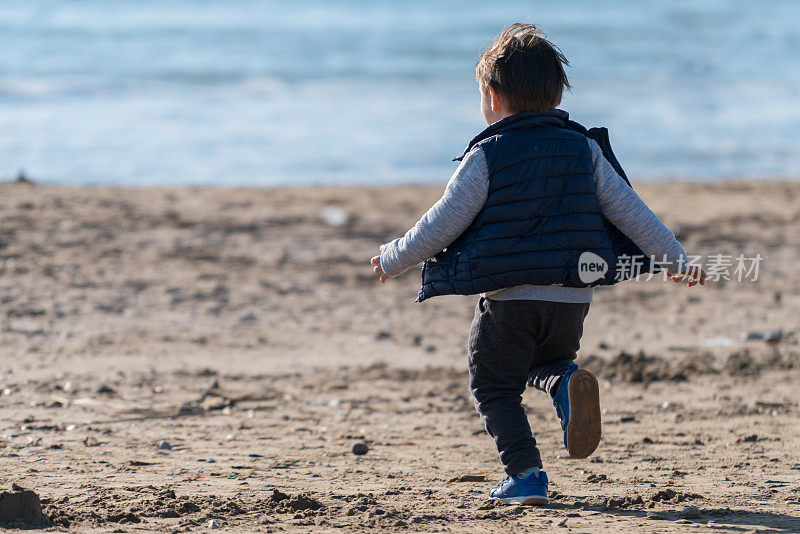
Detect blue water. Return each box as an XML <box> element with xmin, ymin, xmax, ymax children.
<box><xmin>1</xmin><ymin>1</ymin><xmax>799</xmax><ymax>185</ymax></box>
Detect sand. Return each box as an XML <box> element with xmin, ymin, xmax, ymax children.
<box><xmin>0</xmin><ymin>180</ymin><xmax>799</xmax><ymax>532</ymax></box>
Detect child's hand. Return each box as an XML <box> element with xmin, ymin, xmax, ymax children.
<box><xmin>669</xmin><ymin>266</ymin><xmax>707</xmax><ymax>287</ymax></box>
<box><xmin>371</xmin><ymin>255</ymin><xmax>389</xmax><ymax>283</ymax></box>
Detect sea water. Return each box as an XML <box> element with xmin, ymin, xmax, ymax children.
<box><xmin>1</xmin><ymin>0</ymin><xmax>798</xmax><ymax>186</ymax></box>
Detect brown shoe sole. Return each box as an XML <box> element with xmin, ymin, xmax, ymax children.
<box><xmin>566</xmin><ymin>370</ymin><xmax>602</xmax><ymax>459</ymax></box>
<box><xmin>520</xmin><ymin>497</ymin><xmax>549</xmax><ymax>506</ymax></box>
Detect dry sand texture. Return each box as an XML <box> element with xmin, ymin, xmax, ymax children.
<box><xmin>0</xmin><ymin>181</ymin><xmax>799</xmax><ymax>532</ymax></box>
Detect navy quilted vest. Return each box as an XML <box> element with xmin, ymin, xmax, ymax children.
<box><xmin>416</xmin><ymin>110</ymin><xmax>650</xmax><ymax>302</ymax></box>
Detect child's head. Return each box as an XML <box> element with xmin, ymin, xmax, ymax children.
<box><xmin>476</xmin><ymin>23</ymin><xmax>571</xmax><ymax>124</ymax></box>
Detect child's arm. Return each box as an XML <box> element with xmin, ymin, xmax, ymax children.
<box><xmin>588</xmin><ymin>138</ymin><xmax>705</xmax><ymax>286</ymax></box>
<box><xmin>371</xmin><ymin>147</ymin><xmax>489</xmax><ymax>282</ymax></box>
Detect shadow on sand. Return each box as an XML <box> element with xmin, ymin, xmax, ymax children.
<box><xmin>547</xmin><ymin>500</ymin><xmax>800</xmax><ymax>532</ymax></box>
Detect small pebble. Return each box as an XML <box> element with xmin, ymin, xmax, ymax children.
<box><xmin>208</xmin><ymin>519</ymin><xmax>219</xmax><ymax>529</ymax></box>
<box><xmin>681</xmin><ymin>505</ymin><xmax>701</xmax><ymax>519</ymax></box>
<box><xmin>352</xmin><ymin>442</ymin><xmax>369</xmax><ymax>455</ymax></box>
<box><xmin>157</xmin><ymin>440</ymin><xmax>172</xmax><ymax>450</ymax></box>
<box><xmin>320</xmin><ymin>206</ymin><xmax>348</xmax><ymax>227</ymax></box>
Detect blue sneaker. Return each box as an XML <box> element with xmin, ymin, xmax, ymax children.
<box><xmin>489</xmin><ymin>470</ymin><xmax>549</xmax><ymax>505</ymax></box>
<box><xmin>553</xmin><ymin>364</ymin><xmax>602</xmax><ymax>459</ymax></box>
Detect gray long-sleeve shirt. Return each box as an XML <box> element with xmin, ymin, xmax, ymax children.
<box><xmin>380</xmin><ymin>138</ymin><xmax>687</xmax><ymax>303</ymax></box>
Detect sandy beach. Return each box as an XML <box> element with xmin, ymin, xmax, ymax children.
<box><xmin>1</xmin><ymin>180</ymin><xmax>799</xmax><ymax>532</ymax></box>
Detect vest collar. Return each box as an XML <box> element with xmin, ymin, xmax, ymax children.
<box><xmin>454</xmin><ymin>109</ymin><xmax>571</xmax><ymax>161</ymax></box>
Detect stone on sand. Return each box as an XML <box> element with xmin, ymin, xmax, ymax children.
<box><xmin>681</xmin><ymin>505</ymin><xmax>701</xmax><ymax>519</ymax></box>
<box><xmin>319</xmin><ymin>206</ymin><xmax>348</xmax><ymax>227</ymax></box>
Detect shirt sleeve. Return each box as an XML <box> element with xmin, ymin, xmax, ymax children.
<box><xmin>379</xmin><ymin>147</ymin><xmax>489</xmax><ymax>277</ymax></box>
<box><xmin>588</xmin><ymin>138</ymin><xmax>688</xmax><ymax>273</ymax></box>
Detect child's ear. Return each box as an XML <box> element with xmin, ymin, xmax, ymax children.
<box><xmin>487</xmin><ymin>84</ymin><xmax>504</xmax><ymax>113</ymax></box>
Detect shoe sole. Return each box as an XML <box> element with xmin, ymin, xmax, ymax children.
<box><xmin>491</xmin><ymin>495</ymin><xmax>549</xmax><ymax>506</ymax></box>
<box><xmin>566</xmin><ymin>369</ymin><xmax>602</xmax><ymax>459</ymax></box>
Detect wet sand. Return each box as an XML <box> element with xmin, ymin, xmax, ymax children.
<box><xmin>0</xmin><ymin>180</ymin><xmax>799</xmax><ymax>532</ymax></box>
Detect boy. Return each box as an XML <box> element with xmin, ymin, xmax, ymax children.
<box><xmin>370</xmin><ymin>24</ymin><xmax>705</xmax><ymax>505</ymax></box>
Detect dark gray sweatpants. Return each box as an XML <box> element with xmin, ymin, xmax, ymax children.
<box><xmin>467</xmin><ymin>296</ymin><xmax>590</xmax><ymax>476</ymax></box>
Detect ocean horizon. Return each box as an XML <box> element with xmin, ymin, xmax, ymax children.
<box><xmin>2</xmin><ymin>0</ymin><xmax>799</xmax><ymax>186</ymax></box>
